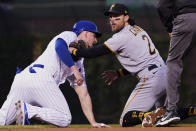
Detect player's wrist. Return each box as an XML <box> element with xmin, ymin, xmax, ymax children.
<box><xmin>89</xmin><ymin>120</ymin><xmax>97</xmax><ymax>126</ymax></box>
<box><xmin>72</xmin><ymin>49</ymin><xmax>77</xmax><ymax>56</ymax></box>
<box><xmin>70</xmin><ymin>65</ymin><xmax>78</xmax><ymax>72</ymax></box>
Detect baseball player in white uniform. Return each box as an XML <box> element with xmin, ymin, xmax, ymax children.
<box><xmin>0</xmin><ymin>20</ymin><xmax>110</xmax><ymax>128</ymax></box>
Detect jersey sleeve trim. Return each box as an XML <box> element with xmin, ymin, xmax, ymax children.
<box><xmin>104</xmin><ymin>42</ymin><xmax>118</xmax><ymax>55</ymax></box>
<box><xmin>117</xmin><ymin>68</ymin><xmax>124</xmax><ymax>77</ymax></box>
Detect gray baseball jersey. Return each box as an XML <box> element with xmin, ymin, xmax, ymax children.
<box><xmin>104</xmin><ymin>25</ymin><xmax>166</xmax><ymax>125</ymax></box>
<box><xmin>0</xmin><ymin>31</ymin><xmax>86</xmax><ymax>126</ymax></box>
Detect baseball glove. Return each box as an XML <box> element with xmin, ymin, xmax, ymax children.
<box><xmin>69</xmin><ymin>40</ymin><xmax>86</xmax><ymax>62</ymax></box>
<box><xmin>69</xmin><ymin>40</ymin><xmax>86</xmax><ymax>49</ymax></box>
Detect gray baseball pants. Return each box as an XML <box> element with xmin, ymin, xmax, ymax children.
<box><xmin>166</xmin><ymin>13</ymin><xmax>196</xmax><ymax>111</ymax></box>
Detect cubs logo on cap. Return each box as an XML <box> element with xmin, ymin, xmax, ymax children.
<box><xmin>104</xmin><ymin>3</ymin><xmax>129</xmax><ymax>16</ymax></box>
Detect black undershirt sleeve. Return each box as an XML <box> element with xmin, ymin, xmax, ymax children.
<box><xmin>75</xmin><ymin>43</ymin><xmax>131</xmax><ymax>76</ymax></box>
<box><xmin>75</xmin><ymin>44</ymin><xmax>112</xmax><ymax>58</ymax></box>
<box><xmin>121</xmin><ymin>69</ymin><xmax>130</xmax><ymax>76</ymax></box>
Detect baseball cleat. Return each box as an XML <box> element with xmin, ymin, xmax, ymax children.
<box><xmin>15</xmin><ymin>100</ymin><xmax>30</xmax><ymax>125</ymax></box>
<box><xmin>142</xmin><ymin>107</ymin><xmax>165</xmax><ymax>127</ymax></box>
<box><xmin>156</xmin><ymin>109</ymin><xmax>180</xmax><ymax>127</ymax></box>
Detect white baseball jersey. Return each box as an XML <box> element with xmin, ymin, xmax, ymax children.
<box><xmin>31</xmin><ymin>31</ymin><xmax>87</xmax><ymax>87</ymax></box>
<box><xmin>0</xmin><ymin>31</ymin><xmax>86</xmax><ymax>126</ymax></box>
<box><xmin>104</xmin><ymin>25</ymin><xmax>166</xmax><ymax>125</ymax></box>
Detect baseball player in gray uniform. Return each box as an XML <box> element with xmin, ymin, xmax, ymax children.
<box><xmin>0</xmin><ymin>20</ymin><xmax>109</xmax><ymax>128</ymax></box>
<box><xmin>69</xmin><ymin>3</ymin><xmax>196</xmax><ymax>127</ymax></box>
<box><xmin>69</xmin><ymin>3</ymin><xmax>166</xmax><ymax>127</ymax></box>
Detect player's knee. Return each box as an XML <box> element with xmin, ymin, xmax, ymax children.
<box><xmin>121</xmin><ymin>111</ymin><xmax>141</xmax><ymax>127</ymax></box>
<box><xmin>58</xmin><ymin>114</ymin><xmax>72</xmax><ymax>127</ymax></box>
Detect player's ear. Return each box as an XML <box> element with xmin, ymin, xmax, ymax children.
<box><xmin>78</xmin><ymin>31</ymin><xmax>89</xmax><ymax>47</ymax></box>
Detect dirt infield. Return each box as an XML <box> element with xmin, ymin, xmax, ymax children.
<box><xmin>1</xmin><ymin>127</ymin><xmax>196</xmax><ymax>131</ymax></box>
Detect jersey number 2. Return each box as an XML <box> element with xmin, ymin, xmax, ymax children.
<box><xmin>142</xmin><ymin>35</ymin><xmax>156</xmax><ymax>55</ymax></box>
<box><xmin>129</xmin><ymin>26</ymin><xmax>156</xmax><ymax>55</ymax></box>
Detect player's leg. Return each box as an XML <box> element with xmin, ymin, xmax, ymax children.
<box><xmin>120</xmin><ymin>79</ymin><xmax>165</xmax><ymax>126</ymax></box>
<box><xmin>120</xmin><ymin>65</ymin><xmax>166</xmax><ymax>127</ymax></box>
<box><xmin>0</xmin><ymin>75</ymin><xmax>27</xmax><ymax>125</ymax></box>
<box><xmin>20</xmin><ymin>73</ymin><xmax>72</xmax><ymax>127</ymax></box>
<box><xmin>157</xmin><ymin>14</ymin><xmax>196</xmax><ymax>127</ymax></box>
<box><xmin>0</xmin><ymin>95</ymin><xmax>16</xmax><ymax>125</ymax></box>
<box><xmin>120</xmin><ymin>78</ymin><xmax>154</xmax><ymax>127</ymax></box>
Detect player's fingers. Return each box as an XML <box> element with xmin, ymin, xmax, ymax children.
<box><xmin>101</xmin><ymin>71</ymin><xmax>111</xmax><ymax>77</ymax></box>
<box><xmin>92</xmin><ymin>123</ymin><xmax>101</xmax><ymax>128</ymax></box>
<box><xmin>102</xmin><ymin>75</ymin><xmax>111</xmax><ymax>82</ymax></box>
<box><xmin>102</xmin><ymin>125</ymin><xmax>111</xmax><ymax>128</ymax></box>
<box><xmin>107</xmin><ymin>81</ymin><xmax>112</xmax><ymax>86</ymax></box>
<box><xmin>101</xmin><ymin>75</ymin><xmax>107</xmax><ymax>80</ymax></box>
<box><xmin>100</xmin><ymin>123</ymin><xmax>111</xmax><ymax>128</ymax></box>
<box><xmin>92</xmin><ymin>123</ymin><xmax>110</xmax><ymax>128</ymax></box>
<box><xmin>76</xmin><ymin>79</ymin><xmax>83</xmax><ymax>86</ymax></box>
<box><xmin>101</xmin><ymin>73</ymin><xmax>108</xmax><ymax>79</ymax></box>
<box><xmin>105</xmin><ymin>79</ymin><xmax>111</xmax><ymax>83</ymax></box>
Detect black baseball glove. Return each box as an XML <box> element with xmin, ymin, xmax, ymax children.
<box><xmin>69</xmin><ymin>40</ymin><xmax>86</xmax><ymax>49</ymax></box>
<box><xmin>69</xmin><ymin>40</ymin><xmax>86</xmax><ymax>62</ymax></box>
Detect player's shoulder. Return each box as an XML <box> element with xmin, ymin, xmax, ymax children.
<box><xmin>58</xmin><ymin>31</ymin><xmax>77</xmax><ymax>39</ymax></box>
<box><xmin>129</xmin><ymin>25</ymin><xmax>147</xmax><ymax>36</ymax></box>
<box><xmin>110</xmin><ymin>26</ymin><xmax>131</xmax><ymax>41</ymax></box>
<box><xmin>56</xmin><ymin>31</ymin><xmax>77</xmax><ymax>44</ymax></box>
<box><xmin>111</xmin><ymin>30</ymin><xmax>126</xmax><ymax>39</ymax></box>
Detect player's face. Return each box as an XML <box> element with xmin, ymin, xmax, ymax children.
<box><xmin>83</xmin><ymin>31</ymin><xmax>98</xmax><ymax>48</ymax></box>
<box><xmin>109</xmin><ymin>14</ymin><xmax>126</xmax><ymax>32</ymax></box>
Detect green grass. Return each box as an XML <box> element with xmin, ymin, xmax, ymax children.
<box><xmin>70</xmin><ymin>124</ymin><xmax>120</xmax><ymax>128</ymax></box>
<box><xmin>0</xmin><ymin>124</ymin><xmax>196</xmax><ymax>129</ymax></box>
<box><xmin>0</xmin><ymin>125</ymin><xmax>56</xmax><ymax>129</ymax></box>
<box><xmin>0</xmin><ymin>124</ymin><xmax>120</xmax><ymax>129</ymax></box>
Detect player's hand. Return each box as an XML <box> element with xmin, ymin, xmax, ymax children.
<box><xmin>69</xmin><ymin>40</ymin><xmax>87</xmax><ymax>54</ymax></box>
<box><xmin>101</xmin><ymin>70</ymin><xmax>118</xmax><ymax>86</ymax></box>
<box><xmin>71</xmin><ymin>65</ymin><xmax>83</xmax><ymax>86</ymax></box>
<box><xmin>91</xmin><ymin>123</ymin><xmax>111</xmax><ymax>128</ymax></box>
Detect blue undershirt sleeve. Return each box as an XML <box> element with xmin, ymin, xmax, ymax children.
<box><xmin>55</xmin><ymin>38</ymin><xmax>75</xmax><ymax>67</ymax></box>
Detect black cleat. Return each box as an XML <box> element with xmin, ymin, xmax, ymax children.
<box><xmin>156</xmin><ymin>109</ymin><xmax>180</xmax><ymax>127</ymax></box>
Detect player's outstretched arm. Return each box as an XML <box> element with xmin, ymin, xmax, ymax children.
<box><xmin>69</xmin><ymin>44</ymin><xmax>111</xmax><ymax>58</ymax></box>
<box><xmin>73</xmin><ymin>85</ymin><xmax>110</xmax><ymax>128</ymax></box>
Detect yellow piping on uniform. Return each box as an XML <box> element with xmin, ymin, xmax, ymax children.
<box><xmin>118</xmin><ymin>68</ymin><xmax>124</xmax><ymax>77</ymax></box>
<box><xmin>72</xmin><ymin>49</ymin><xmax>77</xmax><ymax>56</ymax></box>
<box><xmin>120</xmin><ymin>77</ymin><xmax>147</xmax><ymax>124</ymax></box>
<box><xmin>104</xmin><ymin>42</ymin><xmax>118</xmax><ymax>55</ymax></box>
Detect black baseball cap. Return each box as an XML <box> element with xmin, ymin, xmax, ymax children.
<box><xmin>104</xmin><ymin>3</ymin><xmax>129</xmax><ymax>16</ymax></box>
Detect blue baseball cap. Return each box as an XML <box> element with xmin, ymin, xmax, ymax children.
<box><xmin>73</xmin><ymin>20</ymin><xmax>102</xmax><ymax>37</ymax></box>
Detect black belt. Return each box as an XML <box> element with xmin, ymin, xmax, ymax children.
<box><xmin>148</xmin><ymin>64</ymin><xmax>158</xmax><ymax>71</ymax></box>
